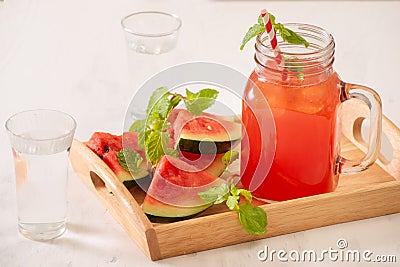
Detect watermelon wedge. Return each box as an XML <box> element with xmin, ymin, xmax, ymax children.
<box><xmin>86</xmin><ymin>132</ymin><xmax>122</xmax><ymax>157</ymax></box>
<box><xmin>169</xmin><ymin>109</ymin><xmax>241</xmax><ymax>154</ymax></box>
<box><xmin>142</xmin><ymin>155</ymin><xmax>222</xmax><ymax>217</ymax></box>
<box><xmin>178</xmin><ymin>151</ymin><xmax>227</xmax><ymax>177</ymax></box>
<box><xmin>86</xmin><ymin>132</ymin><xmax>150</xmax><ymax>189</ymax></box>
<box><xmin>101</xmin><ymin>151</ymin><xmax>139</xmax><ymax>187</ymax></box>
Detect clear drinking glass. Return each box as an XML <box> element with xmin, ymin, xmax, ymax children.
<box><xmin>5</xmin><ymin>109</ymin><xmax>76</xmax><ymax>240</ymax></box>
<box><xmin>121</xmin><ymin>11</ymin><xmax>181</xmax><ymax>97</ymax></box>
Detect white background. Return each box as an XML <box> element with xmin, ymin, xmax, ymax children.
<box><xmin>0</xmin><ymin>1</ymin><xmax>399</xmax><ymax>266</ymax></box>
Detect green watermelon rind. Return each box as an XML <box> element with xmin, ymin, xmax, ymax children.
<box><xmin>177</xmin><ymin>138</ymin><xmax>240</xmax><ymax>154</ymax></box>
<box><xmin>174</xmin><ymin>113</ymin><xmax>242</xmax><ymax>154</ymax></box>
<box><xmin>142</xmin><ymin>195</ymin><xmax>212</xmax><ymax>218</ymax></box>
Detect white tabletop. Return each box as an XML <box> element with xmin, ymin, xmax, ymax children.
<box><xmin>1</xmin><ymin>1</ymin><xmax>399</xmax><ymax>266</ymax></box>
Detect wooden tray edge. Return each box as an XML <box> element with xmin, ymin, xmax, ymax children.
<box><xmin>153</xmin><ymin>180</ymin><xmax>400</xmax><ymax>259</ymax></box>
<box><xmin>69</xmin><ymin>139</ymin><xmax>162</xmax><ymax>260</ymax></box>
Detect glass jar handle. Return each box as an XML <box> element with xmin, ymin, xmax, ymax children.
<box><xmin>339</xmin><ymin>82</ymin><xmax>382</xmax><ymax>173</ymax></box>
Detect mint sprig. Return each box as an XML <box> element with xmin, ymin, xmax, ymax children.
<box><xmin>238</xmin><ymin>203</ymin><xmax>267</xmax><ymax>235</ymax></box>
<box><xmin>198</xmin><ymin>183</ymin><xmax>229</xmax><ymax>204</ymax></box>
<box><xmin>240</xmin><ymin>13</ymin><xmax>309</xmax><ymax>50</ymax></box>
<box><xmin>129</xmin><ymin>87</ymin><xmax>219</xmax><ymax>165</ymax></box>
<box><xmin>117</xmin><ymin>149</ymin><xmax>143</xmax><ymax>173</ymax></box>
<box><xmin>185</xmin><ymin>88</ymin><xmax>219</xmax><ymax>116</ymax></box>
<box><xmin>145</xmin><ymin>131</ymin><xmax>170</xmax><ymax>164</ymax></box>
<box><xmin>240</xmin><ymin>17</ymin><xmax>264</xmax><ymax>51</ymax></box>
<box><xmin>198</xmin><ymin>183</ymin><xmax>268</xmax><ymax>235</ymax></box>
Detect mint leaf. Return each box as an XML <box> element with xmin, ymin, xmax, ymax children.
<box><xmin>198</xmin><ymin>183</ymin><xmax>230</xmax><ymax>204</ymax></box>
<box><xmin>276</xmin><ymin>24</ymin><xmax>309</xmax><ymax>48</ymax></box>
<box><xmin>240</xmin><ymin>23</ymin><xmax>264</xmax><ymax>51</ymax></box>
<box><xmin>129</xmin><ymin>119</ymin><xmax>146</xmax><ymax>132</ymax></box>
<box><xmin>149</xmin><ymin>91</ymin><xmax>182</xmax><ymax>120</ymax></box>
<box><xmin>199</xmin><ymin>182</ymin><xmax>268</xmax><ymax>235</ymax></box>
<box><xmin>165</xmin><ymin>147</ymin><xmax>178</xmax><ymax>158</ymax></box>
<box><xmin>161</xmin><ymin>121</ymin><xmax>171</xmax><ymax>131</ymax></box>
<box><xmin>185</xmin><ymin>88</ymin><xmax>219</xmax><ymax>103</ymax></box>
<box><xmin>230</xmin><ymin>185</ymin><xmax>239</xmax><ymax>196</ymax></box>
<box><xmin>117</xmin><ymin>149</ymin><xmax>143</xmax><ymax>173</ymax></box>
<box><xmin>230</xmin><ymin>185</ymin><xmax>252</xmax><ymax>203</ymax></box>
<box><xmin>238</xmin><ymin>203</ymin><xmax>267</xmax><ymax>235</ymax></box>
<box><xmin>145</xmin><ymin>131</ymin><xmax>170</xmax><ymax>165</ymax></box>
<box><xmin>268</xmin><ymin>13</ymin><xmax>276</xmax><ymax>25</ymax></box>
<box><xmin>168</xmin><ymin>95</ymin><xmax>183</xmax><ymax>115</ymax></box>
<box><xmin>240</xmin><ymin>12</ymin><xmax>309</xmax><ymax>50</ymax></box>
<box><xmin>184</xmin><ymin>88</ymin><xmax>219</xmax><ymax>116</ymax></box>
<box><xmin>151</xmin><ymin>119</ymin><xmax>168</xmax><ymax>132</ymax></box>
<box><xmin>185</xmin><ymin>88</ymin><xmax>197</xmax><ymax>100</ymax></box>
<box><xmin>146</xmin><ymin>87</ymin><xmax>170</xmax><ymax>116</ymax></box>
<box><xmin>222</xmin><ymin>150</ymin><xmax>239</xmax><ymax>166</ymax></box>
<box><xmin>238</xmin><ymin>189</ymin><xmax>252</xmax><ymax>203</ymax></box>
<box><xmin>137</xmin><ymin>87</ymin><xmax>184</xmax><ymax>165</ymax></box>
<box><xmin>137</xmin><ymin>130</ymin><xmax>150</xmax><ymax>150</ymax></box>
<box><xmin>257</xmin><ymin>15</ymin><xmax>264</xmax><ymax>26</ymax></box>
<box><xmin>155</xmin><ymin>96</ymin><xmax>172</xmax><ymax>119</ymax></box>
<box><xmin>226</xmin><ymin>195</ymin><xmax>240</xmax><ymax>210</ymax></box>
<box><xmin>139</xmin><ymin>86</ymin><xmax>220</xmax><ymax>165</ymax></box>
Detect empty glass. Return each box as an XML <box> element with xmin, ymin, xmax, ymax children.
<box><xmin>121</xmin><ymin>11</ymin><xmax>182</xmax><ymax>95</ymax></box>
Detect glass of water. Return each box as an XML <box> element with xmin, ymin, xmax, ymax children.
<box><xmin>121</xmin><ymin>11</ymin><xmax>182</xmax><ymax>97</ymax></box>
<box><xmin>5</xmin><ymin>109</ymin><xmax>76</xmax><ymax>241</ymax></box>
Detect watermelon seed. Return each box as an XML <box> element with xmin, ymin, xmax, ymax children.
<box><xmin>104</xmin><ymin>145</ymin><xmax>110</xmax><ymax>153</ymax></box>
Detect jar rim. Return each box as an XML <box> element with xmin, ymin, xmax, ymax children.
<box><xmin>256</xmin><ymin>23</ymin><xmax>335</xmax><ymax>57</ymax></box>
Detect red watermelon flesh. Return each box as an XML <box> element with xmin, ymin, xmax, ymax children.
<box><xmin>122</xmin><ymin>131</ymin><xmax>146</xmax><ymax>159</ymax></box>
<box><xmin>87</xmin><ymin>132</ymin><xmax>122</xmax><ymax>157</ymax></box>
<box><xmin>86</xmin><ymin>131</ymin><xmax>149</xmax><ymax>188</ymax></box>
<box><xmin>178</xmin><ymin>151</ymin><xmax>227</xmax><ymax>177</ymax></box>
<box><xmin>102</xmin><ymin>150</ymin><xmax>133</xmax><ymax>183</ymax></box>
<box><xmin>167</xmin><ymin>109</ymin><xmax>240</xmax><ymax>132</ymax></box>
<box><xmin>142</xmin><ymin>155</ymin><xmax>222</xmax><ymax>217</ymax></box>
<box><xmin>166</xmin><ymin>108</ymin><xmax>182</xmax><ymax>148</ymax></box>
<box><xmin>170</xmin><ymin>109</ymin><xmax>241</xmax><ymax>155</ymax></box>
<box><xmin>174</xmin><ymin>110</ymin><xmax>241</xmax><ymax>142</ymax></box>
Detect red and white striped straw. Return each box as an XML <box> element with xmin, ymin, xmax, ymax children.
<box><xmin>261</xmin><ymin>9</ymin><xmax>279</xmax><ymax>52</ymax></box>
<box><xmin>261</xmin><ymin>9</ymin><xmax>282</xmax><ymax>63</ymax></box>
<box><xmin>261</xmin><ymin>9</ymin><xmax>287</xmax><ymax>80</ymax></box>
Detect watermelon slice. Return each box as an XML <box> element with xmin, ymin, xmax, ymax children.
<box><xmin>142</xmin><ymin>155</ymin><xmax>222</xmax><ymax>217</ymax></box>
<box><xmin>101</xmin><ymin>151</ymin><xmax>139</xmax><ymax>188</ymax></box>
<box><xmin>86</xmin><ymin>132</ymin><xmax>122</xmax><ymax>157</ymax></box>
<box><xmin>178</xmin><ymin>151</ymin><xmax>227</xmax><ymax>177</ymax></box>
<box><xmin>170</xmin><ymin>109</ymin><xmax>241</xmax><ymax>154</ymax></box>
<box><xmin>87</xmin><ymin>131</ymin><xmax>149</xmax><ymax>189</ymax></box>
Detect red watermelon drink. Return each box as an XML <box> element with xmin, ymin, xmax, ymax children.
<box><xmin>240</xmin><ymin>12</ymin><xmax>382</xmax><ymax>201</ymax></box>
<box><xmin>242</xmin><ymin>70</ymin><xmax>341</xmax><ymax>201</ymax></box>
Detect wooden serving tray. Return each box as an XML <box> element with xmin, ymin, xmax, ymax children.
<box><xmin>70</xmin><ymin>102</ymin><xmax>400</xmax><ymax>261</ymax></box>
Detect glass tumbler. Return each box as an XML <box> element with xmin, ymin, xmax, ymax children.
<box><xmin>121</xmin><ymin>11</ymin><xmax>181</xmax><ymax>98</ymax></box>
<box><xmin>5</xmin><ymin>109</ymin><xmax>76</xmax><ymax>240</ymax></box>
